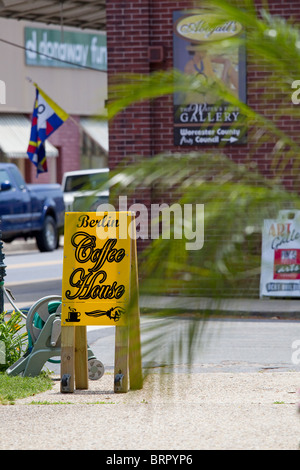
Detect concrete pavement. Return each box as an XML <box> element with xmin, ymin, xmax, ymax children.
<box><xmin>1</xmin><ymin>311</ymin><xmax>300</xmax><ymax>450</ymax></box>
<box><xmin>140</xmin><ymin>294</ymin><xmax>300</xmax><ymax>317</ymax></box>
<box><xmin>2</xmin><ymin>239</ymin><xmax>300</xmax><ymax>450</ymax></box>
<box><xmin>1</xmin><ymin>370</ymin><xmax>299</xmax><ymax>450</ymax></box>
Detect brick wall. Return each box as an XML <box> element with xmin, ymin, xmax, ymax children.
<box><xmin>106</xmin><ymin>0</ymin><xmax>300</xmax><ymax>175</ymax></box>
<box><xmin>106</xmin><ymin>0</ymin><xmax>300</xmax><ymax>297</ymax></box>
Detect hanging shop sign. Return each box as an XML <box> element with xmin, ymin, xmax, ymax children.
<box><xmin>175</xmin><ymin>13</ymin><xmax>243</xmax><ymax>42</ymax></box>
<box><xmin>25</xmin><ymin>27</ymin><xmax>107</xmax><ymax>71</ymax></box>
<box><xmin>173</xmin><ymin>11</ymin><xmax>247</xmax><ymax>146</ymax></box>
<box><xmin>61</xmin><ymin>212</ymin><xmax>132</xmax><ymax>326</ymax></box>
<box><xmin>260</xmin><ymin>210</ymin><xmax>300</xmax><ymax>297</ymax></box>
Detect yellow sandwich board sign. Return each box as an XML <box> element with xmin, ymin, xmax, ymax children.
<box><xmin>61</xmin><ymin>211</ymin><xmax>132</xmax><ymax>326</ymax></box>
<box><xmin>60</xmin><ymin>211</ymin><xmax>142</xmax><ymax>394</ymax></box>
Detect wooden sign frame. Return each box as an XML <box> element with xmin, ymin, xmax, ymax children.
<box><xmin>60</xmin><ymin>212</ymin><xmax>142</xmax><ymax>393</ymax></box>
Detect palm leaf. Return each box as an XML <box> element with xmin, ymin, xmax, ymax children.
<box><xmin>101</xmin><ymin>0</ymin><xmax>300</xmax><ymax>372</ymax></box>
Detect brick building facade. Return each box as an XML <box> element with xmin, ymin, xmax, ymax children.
<box><xmin>106</xmin><ymin>0</ymin><xmax>300</xmax><ymax>297</ymax></box>
<box><xmin>0</xmin><ymin>18</ymin><xmax>108</xmax><ymax>184</ymax></box>
<box><xmin>106</xmin><ymin>0</ymin><xmax>299</xmax><ymax>179</ymax></box>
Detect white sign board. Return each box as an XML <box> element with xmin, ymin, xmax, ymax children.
<box><xmin>260</xmin><ymin>210</ymin><xmax>300</xmax><ymax>297</ymax></box>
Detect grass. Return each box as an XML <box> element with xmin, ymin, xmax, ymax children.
<box><xmin>0</xmin><ymin>371</ymin><xmax>53</xmax><ymax>405</ymax></box>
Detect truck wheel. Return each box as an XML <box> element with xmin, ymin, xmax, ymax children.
<box><xmin>36</xmin><ymin>215</ymin><xmax>58</xmax><ymax>252</ymax></box>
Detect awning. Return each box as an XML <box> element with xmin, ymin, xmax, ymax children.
<box><xmin>0</xmin><ymin>114</ymin><xmax>58</xmax><ymax>158</ymax></box>
<box><xmin>80</xmin><ymin>117</ymin><xmax>108</xmax><ymax>153</ymax></box>
<box><xmin>0</xmin><ymin>0</ymin><xmax>106</xmax><ymax>30</ymax></box>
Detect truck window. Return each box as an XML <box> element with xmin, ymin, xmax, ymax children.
<box><xmin>65</xmin><ymin>175</ymin><xmax>89</xmax><ymax>192</ymax></box>
<box><xmin>65</xmin><ymin>172</ymin><xmax>108</xmax><ymax>192</ymax></box>
<box><xmin>10</xmin><ymin>166</ymin><xmax>26</xmax><ymax>190</ymax></box>
<box><xmin>0</xmin><ymin>169</ymin><xmax>11</xmax><ymax>187</ymax></box>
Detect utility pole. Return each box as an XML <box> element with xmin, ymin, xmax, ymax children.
<box><xmin>0</xmin><ymin>226</ymin><xmax>6</xmax><ymax>313</ymax></box>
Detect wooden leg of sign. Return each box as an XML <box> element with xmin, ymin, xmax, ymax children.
<box><xmin>114</xmin><ymin>325</ymin><xmax>129</xmax><ymax>393</ymax></box>
<box><xmin>129</xmin><ymin>237</ymin><xmax>143</xmax><ymax>390</ymax></box>
<box><xmin>75</xmin><ymin>326</ymin><xmax>88</xmax><ymax>390</ymax></box>
<box><xmin>129</xmin><ymin>302</ymin><xmax>143</xmax><ymax>390</ymax></box>
<box><xmin>60</xmin><ymin>326</ymin><xmax>75</xmax><ymax>393</ymax></box>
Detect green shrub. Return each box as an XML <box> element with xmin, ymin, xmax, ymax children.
<box><xmin>0</xmin><ymin>312</ymin><xmax>28</xmax><ymax>372</ymax></box>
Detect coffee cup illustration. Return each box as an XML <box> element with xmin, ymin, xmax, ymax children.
<box><xmin>66</xmin><ymin>307</ymin><xmax>81</xmax><ymax>322</ymax></box>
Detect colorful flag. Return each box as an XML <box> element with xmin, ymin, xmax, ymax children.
<box><xmin>27</xmin><ymin>84</ymin><xmax>69</xmax><ymax>175</ymax></box>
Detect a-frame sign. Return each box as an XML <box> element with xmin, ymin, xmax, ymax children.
<box><xmin>60</xmin><ymin>211</ymin><xmax>142</xmax><ymax>393</ymax></box>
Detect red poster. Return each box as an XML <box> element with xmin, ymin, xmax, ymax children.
<box><xmin>273</xmin><ymin>248</ymin><xmax>300</xmax><ymax>279</ymax></box>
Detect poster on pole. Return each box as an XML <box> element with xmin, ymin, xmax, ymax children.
<box><xmin>173</xmin><ymin>10</ymin><xmax>247</xmax><ymax>146</ymax></box>
<box><xmin>61</xmin><ymin>212</ymin><xmax>132</xmax><ymax>326</ymax></box>
<box><xmin>260</xmin><ymin>211</ymin><xmax>300</xmax><ymax>297</ymax></box>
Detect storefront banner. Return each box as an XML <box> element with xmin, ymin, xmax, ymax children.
<box><xmin>25</xmin><ymin>27</ymin><xmax>107</xmax><ymax>71</ymax></box>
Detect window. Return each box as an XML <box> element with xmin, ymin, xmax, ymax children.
<box><xmin>0</xmin><ymin>169</ymin><xmax>11</xmax><ymax>187</ymax></box>
<box><xmin>65</xmin><ymin>172</ymin><xmax>108</xmax><ymax>192</ymax></box>
<box><xmin>10</xmin><ymin>166</ymin><xmax>26</xmax><ymax>190</ymax></box>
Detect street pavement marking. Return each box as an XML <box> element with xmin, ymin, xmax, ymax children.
<box><xmin>5</xmin><ymin>277</ymin><xmax>62</xmax><ymax>287</ymax></box>
<box><xmin>7</xmin><ymin>259</ymin><xmax>63</xmax><ymax>269</ymax></box>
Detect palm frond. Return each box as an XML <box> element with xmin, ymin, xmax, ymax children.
<box><xmin>104</xmin><ymin>0</ymin><xmax>300</xmax><ymax>371</ymax></box>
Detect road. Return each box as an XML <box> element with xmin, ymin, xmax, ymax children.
<box><xmin>3</xmin><ymin>239</ymin><xmax>63</xmax><ymax>308</ymax></box>
<box><xmin>2</xmin><ymin>238</ymin><xmax>300</xmax><ymax>375</ymax></box>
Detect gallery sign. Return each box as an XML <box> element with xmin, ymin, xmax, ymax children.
<box><xmin>25</xmin><ymin>27</ymin><xmax>107</xmax><ymax>71</ymax></box>
<box><xmin>173</xmin><ymin>10</ymin><xmax>246</xmax><ymax>146</ymax></box>
<box><xmin>260</xmin><ymin>211</ymin><xmax>300</xmax><ymax>297</ymax></box>
<box><xmin>61</xmin><ymin>212</ymin><xmax>132</xmax><ymax>326</ymax></box>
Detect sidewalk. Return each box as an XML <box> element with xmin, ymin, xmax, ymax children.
<box><xmin>0</xmin><ymin>371</ymin><xmax>299</xmax><ymax>450</ymax></box>
<box><xmin>1</xmin><ymin>294</ymin><xmax>300</xmax><ymax>450</ymax></box>
<box><xmin>140</xmin><ymin>295</ymin><xmax>300</xmax><ymax>317</ymax></box>
<box><xmin>1</xmin><ymin>241</ymin><xmax>300</xmax><ymax>450</ymax></box>
<box><xmin>5</xmin><ymin>293</ymin><xmax>300</xmax><ymax>319</ymax></box>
